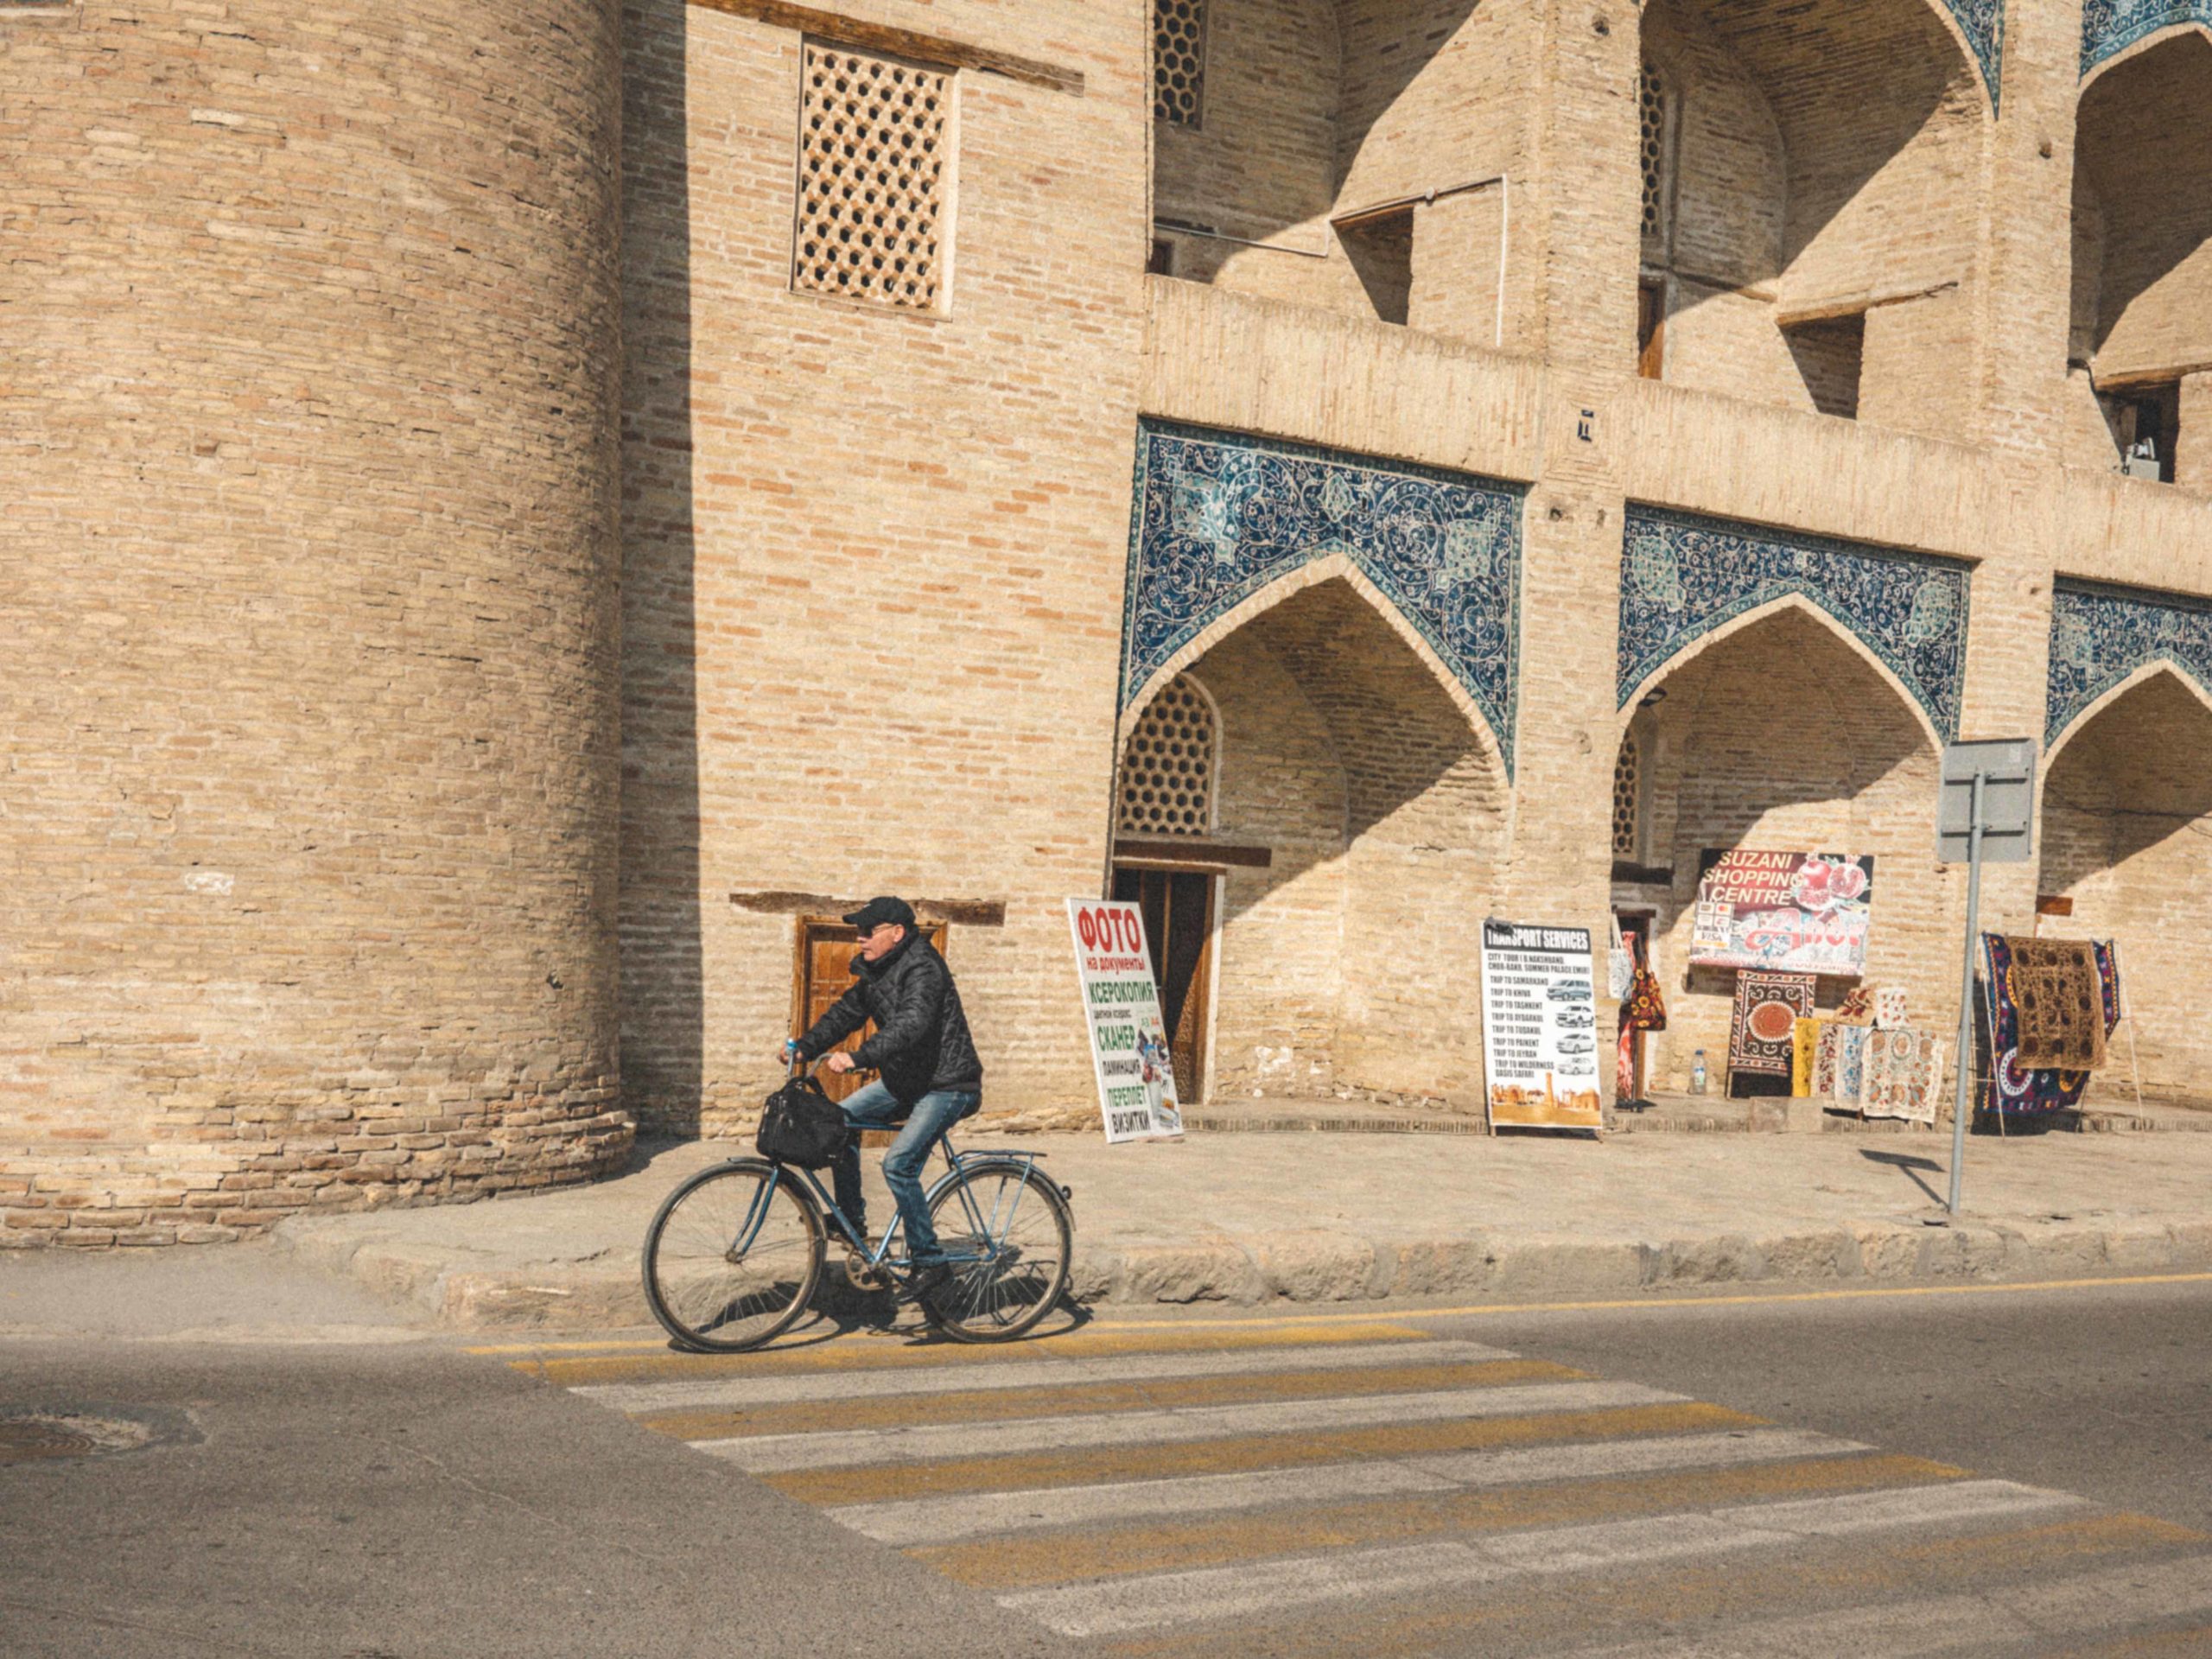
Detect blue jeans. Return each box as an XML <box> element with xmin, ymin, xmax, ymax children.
<box><xmin>832</xmin><ymin>1082</ymin><xmax>978</xmax><ymax>1260</ymax></box>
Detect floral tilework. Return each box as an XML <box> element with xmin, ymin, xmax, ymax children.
<box><xmin>1617</xmin><ymin>505</ymin><xmax>1972</xmax><ymax>740</ymax></box>
<box><xmin>1942</xmin><ymin>0</ymin><xmax>2006</xmax><ymax>107</ymax></box>
<box><xmin>2045</xmin><ymin>579</ymin><xmax>2212</xmax><ymax>744</ymax></box>
<box><xmin>1122</xmin><ymin>420</ymin><xmax>1526</xmax><ymax>772</ymax></box>
<box><xmin>2082</xmin><ymin>0</ymin><xmax>2210</xmax><ymax>74</ymax></box>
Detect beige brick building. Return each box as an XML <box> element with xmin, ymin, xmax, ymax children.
<box><xmin>8</xmin><ymin>0</ymin><xmax>2212</xmax><ymax>1242</ymax></box>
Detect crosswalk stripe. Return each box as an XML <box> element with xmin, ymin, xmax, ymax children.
<box><xmin>639</xmin><ymin>1358</ymin><xmax>1580</xmax><ymax>1442</ymax></box>
<box><xmin>828</xmin><ymin>1427</ymin><xmax>1871</xmax><ymax>1547</ymax></box>
<box><xmin>997</xmin><ymin>1478</ymin><xmax>2086</xmax><ymax>1637</ymax></box>
<box><xmin>1096</xmin><ymin>1515</ymin><xmax>2209</xmax><ymax>1659</ymax></box>
<box><xmin>1560</xmin><ymin>1553</ymin><xmax>2212</xmax><ymax>1658</ymax></box>
<box><xmin>520</xmin><ymin>1319</ymin><xmax>1437</xmax><ymax>1387</ymax></box>
<box><xmin>700</xmin><ymin>1379</ymin><xmax>1686</xmax><ymax>1473</ymax></box>
<box><xmin>916</xmin><ymin>1452</ymin><xmax>1961</xmax><ymax>1591</ymax></box>
<box><xmin>576</xmin><ymin>1337</ymin><xmax>1517</xmax><ymax>1413</ymax></box>
<box><xmin>765</xmin><ymin>1401</ymin><xmax>1764</xmax><ymax>1506</ymax></box>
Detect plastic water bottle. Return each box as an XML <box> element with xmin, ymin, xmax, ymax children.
<box><xmin>1690</xmin><ymin>1049</ymin><xmax>1707</xmax><ymax>1096</ymax></box>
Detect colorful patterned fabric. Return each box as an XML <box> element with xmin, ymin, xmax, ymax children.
<box><xmin>1837</xmin><ymin>1025</ymin><xmax>1871</xmax><ymax>1104</ymax></box>
<box><xmin>1833</xmin><ymin>986</ymin><xmax>1875</xmax><ymax>1026</ymax></box>
<box><xmin>1873</xmin><ymin>987</ymin><xmax>1910</xmax><ymax>1030</ymax></box>
<box><xmin>2001</xmin><ymin>937</ymin><xmax>2107</xmax><ymax>1071</ymax></box>
<box><xmin>1729</xmin><ymin>970</ymin><xmax>1815</xmax><ymax>1077</ymax></box>
<box><xmin>1861</xmin><ymin>1027</ymin><xmax>1943</xmax><ymax>1124</ymax></box>
<box><xmin>1622</xmin><ymin>963</ymin><xmax>1668</xmax><ymax>1033</ymax></box>
<box><xmin>1981</xmin><ymin>936</ymin><xmax>2122</xmax><ymax>1116</ymax></box>
<box><xmin>1791</xmin><ymin>1018</ymin><xmax>1821</xmax><ymax>1097</ymax></box>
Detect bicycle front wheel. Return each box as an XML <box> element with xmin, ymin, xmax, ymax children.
<box><xmin>921</xmin><ymin>1163</ymin><xmax>1072</xmax><ymax>1344</ymax></box>
<box><xmin>642</xmin><ymin>1160</ymin><xmax>823</xmax><ymax>1352</ymax></box>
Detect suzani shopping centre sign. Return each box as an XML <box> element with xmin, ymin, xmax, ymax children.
<box><xmin>1689</xmin><ymin>850</ymin><xmax>1876</xmax><ymax>976</ymax></box>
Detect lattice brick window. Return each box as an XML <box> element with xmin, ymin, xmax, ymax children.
<box><xmin>793</xmin><ymin>41</ymin><xmax>954</xmax><ymax>311</ymax></box>
<box><xmin>1611</xmin><ymin>735</ymin><xmax>1642</xmax><ymax>859</ymax></box>
<box><xmin>1154</xmin><ymin>0</ymin><xmax>1205</xmax><ymax>126</ymax></box>
<box><xmin>1638</xmin><ymin>64</ymin><xmax>1669</xmax><ymax>241</ymax></box>
<box><xmin>1118</xmin><ymin>676</ymin><xmax>1217</xmax><ymax>836</ymax></box>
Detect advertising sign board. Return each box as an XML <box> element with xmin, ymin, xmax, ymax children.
<box><xmin>1478</xmin><ymin>920</ymin><xmax>1603</xmax><ymax>1131</ymax></box>
<box><xmin>1066</xmin><ymin>899</ymin><xmax>1185</xmax><ymax>1143</ymax></box>
<box><xmin>1688</xmin><ymin>850</ymin><xmax>1876</xmax><ymax>975</ymax></box>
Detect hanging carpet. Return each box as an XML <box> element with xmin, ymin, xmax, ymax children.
<box><xmin>2000</xmin><ymin>937</ymin><xmax>2107</xmax><ymax>1071</ymax></box>
<box><xmin>1860</xmin><ymin>1027</ymin><xmax>1943</xmax><ymax>1124</ymax></box>
<box><xmin>1981</xmin><ymin>936</ymin><xmax>2121</xmax><ymax>1116</ymax></box>
<box><xmin>1729</xmin><ymin>970</ymin><xmax>1815</xmax><ymax>1077</ymax></box>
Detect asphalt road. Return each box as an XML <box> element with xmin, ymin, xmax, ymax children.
<box><xmin>3</xmin><ymin>1254</ymin><xmax>2209</xmax><ymax>1656</ymax></box>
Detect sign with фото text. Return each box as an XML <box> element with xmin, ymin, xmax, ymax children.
<box><xmin>1066</xmin><ymin>899</ymin><xmax>1185</xmax><ymax>1144</ymax></box>
<box><xmin>1688</xmin><ymin>850</ymin><xmax>1876</xmax><ymax>976</ymax></box>
<box><xmin>1478</xmin><ymin>921</ymin><xmax>1603</xmax><ymax>1132</ymax></box>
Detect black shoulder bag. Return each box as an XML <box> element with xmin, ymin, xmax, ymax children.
<box><xmin>755</xmin><ymin>1072</ymin><xmax>850</xmax><ymax>1169</ymax></box>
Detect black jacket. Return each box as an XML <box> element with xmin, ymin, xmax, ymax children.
<box><xmin>798</xmin><ymin>931</ymin><xmax>982</xmax><ymax>1107</ymax></box>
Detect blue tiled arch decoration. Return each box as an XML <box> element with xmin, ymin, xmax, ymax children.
<box><xmin>1122</xmin><ymin>420</ymin><xmax>1526</xmax><ymax>774</ymax></box>
<box><xmin>1618</xmin><ymin>505</ymin><xmax>1974</xmax><ymax>741</ymax></box>
<box><xmin>2082</xmin><ymin>0</ymin><xmax>2212</xmax><ymax>75</ymax></box>
<box><xmin>2046</xmin><ymin>579</ymin><xmax>2212</xmax><ymax>744</ymax></box>
<box><xmin>1942</xmin><ymin>0</ymin><xmax>2007</xmax><ymax>108</ymax></box>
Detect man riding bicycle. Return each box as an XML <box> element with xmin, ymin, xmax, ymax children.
<box><xmin>783</xmin><ymin>896</ymin><xmax>982</xmax><ymax>1294</ymax></box>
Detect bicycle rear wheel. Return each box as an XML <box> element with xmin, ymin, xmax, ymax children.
<box><xmin>642</xmin><ymin>1160</ymin><xmax>823</xmax><ymax>1352</ymax></box>
<box><xmin>920</xmin><ymin>1163</ymin><xmax>1072</xmax><ymax>1344</ymax></box>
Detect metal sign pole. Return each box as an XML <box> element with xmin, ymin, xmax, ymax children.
<box><xmin>1947</xmin><ymin>769</ymin><xmax>1985</xmax><ymax>1217</ymax></box>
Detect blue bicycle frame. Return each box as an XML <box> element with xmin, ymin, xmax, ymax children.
<box><xmin>743</xmin><ymin>1132</ymin><xmax>1049</xmax><ymax>1275</ymax></box>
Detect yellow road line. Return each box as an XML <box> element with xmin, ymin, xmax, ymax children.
<box><xmin>467</xmin><ymin>1270</ymin><xmax>2212</xmax><ymax>1357</ymax></box>
<box><xmin>766</xmin><ymin>1400</ymin><xmax>1763</xmax><ymax>1507</ymax></box>
<box><xmin>1084</xmin><ymin>1271</ymin><xmax>2212</xmax><ymax>1332</ymax></box>
<box><xmin>511</xmin><ymin>1320</ymin><xmax>1436</xmax><ymax>1385</ymax></box>
<box><xmin>1093</xmin><ymin>1511</ymin><xmax>2207</xmax><ymax>1659</ymax></box>
<box><xmin>637</xmin><ymin>1358</ymin><xmax>1583</xmax><ymax>1441</ymax></box>
<box><xmin>915</xmin><ymin>1451</ymin><xmax>1965</xmax><ymax>1590</ymax></box>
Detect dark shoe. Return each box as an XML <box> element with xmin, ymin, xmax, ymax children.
<box><xmin>897</xmin><ymin>1259</ymin><xmax>952</xmax><ymax>1302</ymax></box>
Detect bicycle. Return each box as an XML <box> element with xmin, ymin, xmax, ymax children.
<box><xmin>640</xmin><ymin>1065</ymin><xmax>1075</xmax><ymax>1352</ymax></box>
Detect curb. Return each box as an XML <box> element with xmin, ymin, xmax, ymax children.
<box><xmin>271</xmin><ymin>1211</ymin><xmax>2212</xmax><ymax>1333</ymax></box>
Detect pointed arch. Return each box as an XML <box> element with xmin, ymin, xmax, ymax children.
<box><xmin>1120</xmin><ymin>554</ymin><xmax>1512</xmax><ymax>782</ymax></box>
<box><xmin>2044</xmin><ymin>658</ymin><xmax>2212</xmax><ymax>765</ymax></box>
<box><xmin>1122</xmin><ymin>420</ymin><xmax>1525</xmax><ymax>773</ymax></box>
<box><xmin>1619</xmin><ymin>592</ymin><xmax>1948</xmax><ymax>758</ymax></box>
<box><xmin>2081</xmin><ymin>10</ymin><xmax>2212</xmax><ymax>86</ymax></box>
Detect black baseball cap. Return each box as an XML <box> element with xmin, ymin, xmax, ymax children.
<box><xmin>843</xmin><ymin>895</ymin><xmax>916</xmax><ymax>933</ymax></box>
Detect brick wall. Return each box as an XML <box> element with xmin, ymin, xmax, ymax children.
<box><xmin>0</xmin><ymin>0</ymin><xmax>632</xmax><ymax>1246</ymax></box>
<box><xmin>2074</xmin><ymin>32</ymin><xmax>2212</xmax><ymax>385</ymax></box>
<box><xmin>1191</xmin><ymin>575</ymin><xmax>1504</xmax><ymax>1106</ymax></box>
<box><xmin>1630</xmin><ymin>607</ymin><xmax>1959</xmax><ymax>1091</ymax></box>
<box><xmin>616</xmin><ymin>0</ymin><xmax>1148</xmax><ymax>1138</ymax></box>
<box><xmin>2039</xmin><ymin>671</ymin><xmax>2212</xmax><ymax>1101</ymax></box>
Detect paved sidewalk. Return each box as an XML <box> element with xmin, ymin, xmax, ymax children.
<box><xmin>269</xmin><ymin>1113</ymin><xmax>2212</xmax><ymax>1331</ymax></box>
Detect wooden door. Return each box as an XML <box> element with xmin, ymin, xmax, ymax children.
<box><xmin>793</xmin><ymin>919</ymin><xmax>949</xmax><ymax>1103</ymax></box>
<box><xmin>1110</xmin><ymin>868</ymin><xmax>1214</xmax><ymax>1103</ymax></box>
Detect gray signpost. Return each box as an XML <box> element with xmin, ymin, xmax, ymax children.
<box><xmin>1936</xmin><ymin>738</ymin><xmax>2036</xmax><ymax>1218</ymax></box>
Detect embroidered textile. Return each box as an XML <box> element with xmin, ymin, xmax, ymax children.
<box><xmin>2001</xmin><ymin>937</ymin><xmax>2107</xmax><ymax>1071</ymax></box>
<box><xmin>1873</xmin><ymin>987</ymin><xmax>1909</xmax><ymax>1030</ymax></box>
<box><xmin>1730</xmin><ymin>971</ymin><xmax>1815</xmax><ymax>1077</ymax></box>
<box><xmin>1815</xmin><ymin>1023</ymin><xmax>1872</xmax><ymax>1104</ymax></box>
<box><xmin>1861</xmin><ymin>1028</ymin><xmax>1943</xmax><ymax>1124</ymax></box>
<box><xmin>1791</xmin><ymin>1018</ymin><xmax>1821</xmax><ymax>1097</ymax></box>
<box><xmin>1833</xmin><ymin>986</ymin><xmax>1875</xmax><ymax>1025</ymax></box>
<box><xmin>1981</xmin><ymin>936</ymin><xmax>2122</xmax><ymax>1116</ymax></box>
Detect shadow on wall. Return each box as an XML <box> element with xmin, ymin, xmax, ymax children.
<box><xmin>1624</xmin><ymin>607</ymin><xmax>1944</xmax><ymax>1088</ymax></box>
<box><xmin>2038</xmin><ymin>671</ymin><xmax>2212</xmax><ymax>1098</ymax></box>
<box><xmin>619</xmin><ymin>0</ymin><xmax>703</xmax><ymax>1135</ymax></box>
<box><xmin>2072</xmin><ymin>31</ymin><xmax>2212</xmax><ymax>370</ymax></box>
<box><xmin>1183</xmin><ymin>576</ymin><xmax>1506</xmax><ymax>1100</ymax></box>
